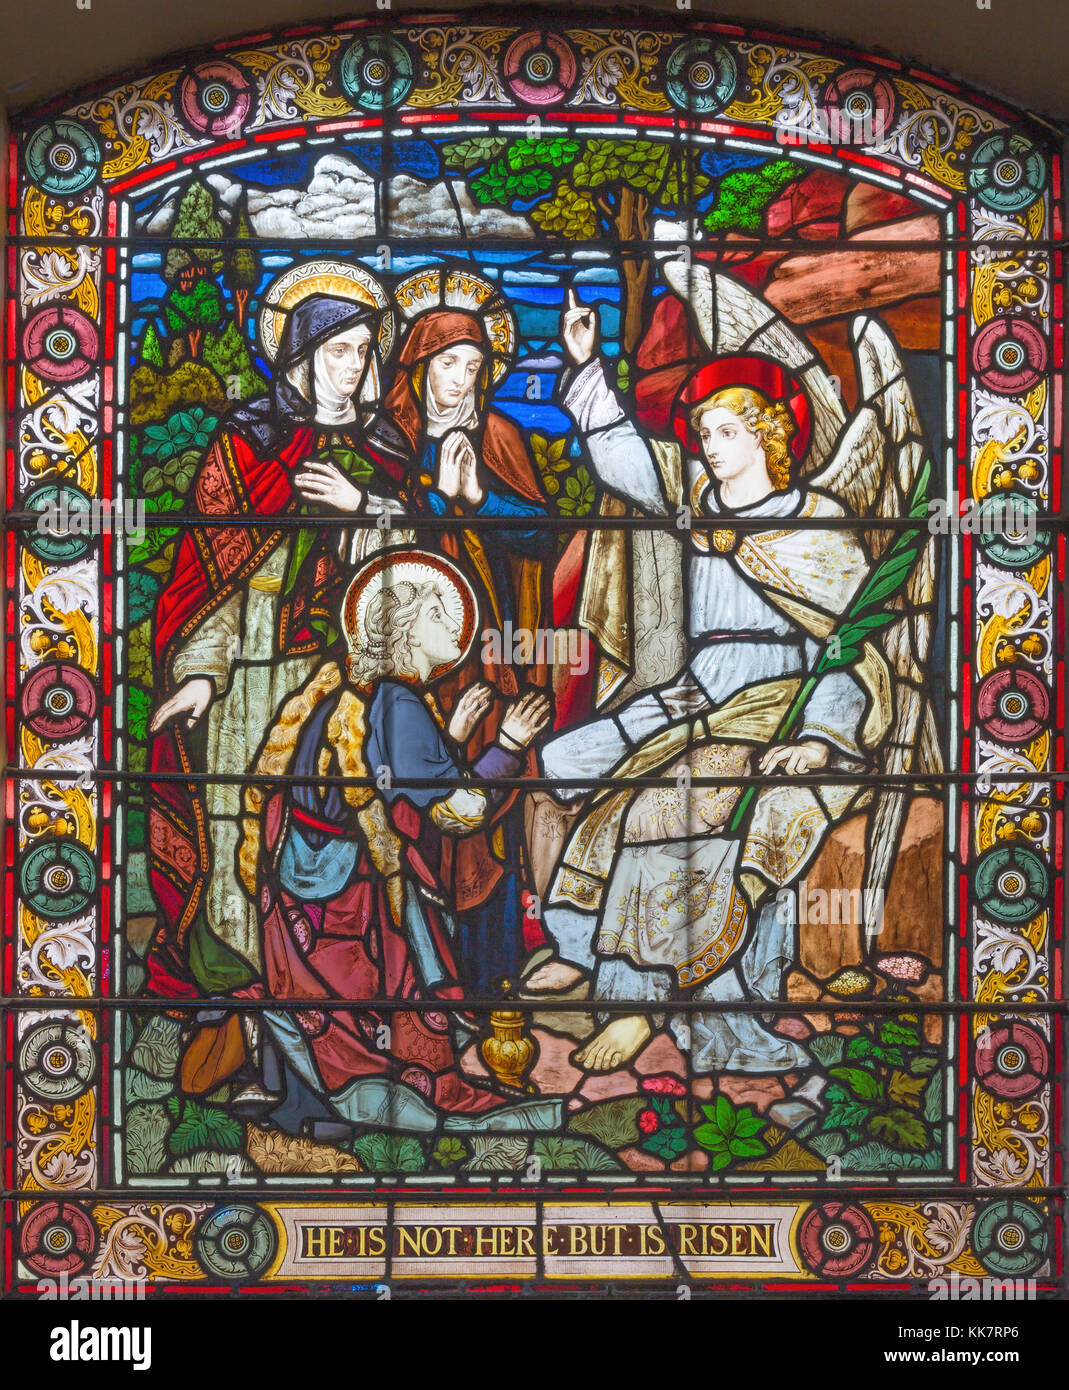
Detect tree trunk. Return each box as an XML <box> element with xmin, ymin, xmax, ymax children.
<box><xmin>615</xmin><ymin>186</ymin><xmax>652</xmax><ymax>357</ymax></box>
<box><xmin>234</xmin><ymin>289</ymin><xmax>249</xmax><ymax>329</ymax></box>
<box><xmin>187</xmin><ymin>330</ymin><xmax>203</xmax><ymax>360</ymax></box>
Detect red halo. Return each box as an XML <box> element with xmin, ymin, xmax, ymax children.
<box><xmin>671</xmin><ymin>355</ymin><xmax>811</xmax><ymax>461</ymax></box>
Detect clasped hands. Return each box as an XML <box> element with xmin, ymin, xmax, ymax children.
<box><xmin>448</xmin><ymin>683</ymin><xmax>550</xmax><ymax>750</ymax></box>
<box><xmin>435</xmin><ymin>430</ymin><xmax>484</xmax><ymax>508</ymax></box>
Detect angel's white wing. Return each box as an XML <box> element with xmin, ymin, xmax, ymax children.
<box><xmin>814</xmin><ymin>316</ymin><xmax>942</xmax><ymax>943</ymax></box>
<box><xmin>662</xmin><ymin>258</ymin><xmax>845</xmax><ymax>470</ymax></box>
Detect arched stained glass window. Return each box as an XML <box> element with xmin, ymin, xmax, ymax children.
<box><xmin>3</xmin><ymin>13</ymin><xmax>1064</xmax><ymax>1306</ymax></box>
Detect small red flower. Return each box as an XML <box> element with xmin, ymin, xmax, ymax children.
<box><xmin>638</xmin><ymin>1108</ymin><xmax>660</xmax><ymax>1134</ymax></box>
<box><xmin>641</xmin><ymin>1074</ymin><xmax>686</xmax><ymax>1097</ymax></box>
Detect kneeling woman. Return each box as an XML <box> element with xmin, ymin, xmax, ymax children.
<box><xmin>239</xmin><ymin>548</ymin><xmax>557</xmax><ymax>1136</ymax></box>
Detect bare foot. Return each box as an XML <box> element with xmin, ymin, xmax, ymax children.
<box><xmin>524</xmin><ymin>960</ymin><xmax>585</xmax><ymax>993</ymax></box>
<box><xmin>572</xmin><ymin>1015</ymin><xmax>652</xmax><ymax>1071</ymax></box>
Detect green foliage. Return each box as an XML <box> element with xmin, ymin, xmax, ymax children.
<box><xmin>140</xmin><ymin>323</ymin><xmax>164</xmax><ymax>370</ymax></box>
<box><xmin>469</xmin><ymin>136</ymin><xmax>580</xmax><ymax>204</ymax></box>
<box><xmin>693</xmin><ymin>1094</ymin><xmax>770</xmax><ymax>1171</ymax></box>
<box><xmin>533</xmin><ymin>1136</ymin><xmax>620</xmax><ymax>1171</ymax></box>
<box><xmin>164</xmin><ymin>181</ymin><xmax>224</xmax><ymax>281</ymax></box>
<box><xmin>203</xmin><ymin>321</ymin><xmax>267</xmax><ymax>401</ymax></box>
<box><xmin>442</xmin><ymin>135</ymin><xmax>508</xmax><ymax>171</ymax></box>
<box><xmin>567</xmin><ymin>1095</ymin><xmax>645</xmax><ymax>1149</ymax></box>
<box><xmin>815</xmin><ymin>1010</ymin><xmax>942</xmax><ymax>1156</ymax></box>
<box><xmin>164</xmin><ymin>279</ymin><xmax>224</xmax><ymax>337</ymax></box>
<box><xmin>165</xmin><ymin>1097</ymin><xmax>243</xmax><ymax>1155</ymax></box>
<box><xmin>127</xmin><ymin>687</ymin><xmax>153</xmax><ymax>741</ymax></box>
<box><xmin>432</xmin><ymin>1136</ymin><xmax>467</xmax><ymax>1169</ymax></box>
<box><xmin>142</xmin><ymin>406</ymin><xmax>216</xmax><ymax>465</ymax></box>
<box><xmin>353</xmin><ymin>1132</ymin><xmax>426</xmax><ymax>1172</ymax></box>
<box><xmin>556</xmin><ymin>466</ymin><xmax>595</xmax><ymax>517</ymax></box>
<box><xmin>127</xmin><ymin>569</ymin><xmax>160</xmax><ymax>625</ymax></box>
<box><xmin>703</xmin><ymin>159</ymin><xmax>801</xmax><ymax>234</ymax></box>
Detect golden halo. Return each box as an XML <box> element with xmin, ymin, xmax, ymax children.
<box><xmin>257</xmin><ymin>258</ymin><xmax>395</xmax><ymax>365</ymax></box>
<box><xmin>392</xmin><ymin>265</ymin><xmax>516</xmax><ymax>383</ymax></box>
<box><xmin>343</xmin><ymin>547</ymin><xmax>479</xmax><ymax>683</ymax></box>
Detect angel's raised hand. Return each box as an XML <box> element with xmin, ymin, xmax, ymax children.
<box><xmin>561</xmin><ymin>288</ymin><xmax>596</xmax><ymax>367</ymax></box>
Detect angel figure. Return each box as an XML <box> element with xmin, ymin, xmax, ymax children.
<box><xmin>539</xmin><ymin>272</ymin><xmax>940</xmax><ymax>1076</ymax></box>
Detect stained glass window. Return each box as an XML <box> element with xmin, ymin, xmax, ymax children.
<box><xmin>4</xmin><ymin>15</ymin><xmax>1064</xmax><ymax>1312</ymax></box>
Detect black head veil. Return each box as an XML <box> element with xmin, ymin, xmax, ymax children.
<box><xmin>231</xmin><ymin>293</ymin><xmax>382</xmax><ymax>455</ymax></box>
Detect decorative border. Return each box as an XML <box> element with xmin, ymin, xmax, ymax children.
<box><xmin>3</xmin><ymin>13</ymin><xmax>1062</xmax><ymax>1292</ymax></box>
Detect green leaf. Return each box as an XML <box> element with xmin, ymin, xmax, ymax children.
<box><xmin>693</xmin><ymin>1122</ymin><xmax>725</xmax><ymax>1150</ymax></box>
<box><xmin>732</xmin><ymin>1109</ymin><xmax>766</xmax><ymax>1139</ymax></box>
<box><xmin>728</xmin><ymin>1136</ymin><xmax>768</xmax><ymax>1158</ymax></box>
<box><xmin>641</xmin><ymin>1124</ymin><xmax>689</xmax><ymax>1160</ymax></box>
<box><xmin>715</xmin><ymin>1092</ymin><xmax>736</xmax><ymax>1136</ymax></box>
<box><xmin>879</xmin><ymin>1020</ymin><xmax>920</xmax><ymax>1047</ymax></box>
<box><xmin>127</xmin><ymin>687</ymin><xmax>153</xmax><ymax>741</ymax></box>
<box><xmin>822</xmin><ymin>1100</ymin><xmax>876</xmax><ymax>1134</ymax></box>
<box><xmin>866</xmin><ymin>1108</ymin><xmax>929</xmax><ymax>1151</ymax></box>
<box><xmin>710</xmin><ymin>1149</ymin><xmax>733</xmax><ymax>1171</ymax></box>
<box><xmin>828</xmin><ymin>1065</ymin><xmax>884</xmax><ymax>1100</ymax></box>
<box><xmin>432</xmin><ymin>1136</ymin><xmax>467</xmax><ymax>1168</ymax></box>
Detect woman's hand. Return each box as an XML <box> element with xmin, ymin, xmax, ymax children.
<box><xmin>758</xmin><ymin>739</ymin><xmax>830</xmax><ymax>777</ymax></box>
<box><xmin>294</xmin><ymin>461</ymin><xmax>364</xmax><ymax>512</ymax></box>
<box><xmin>150</xmin><ymin>677</ymin><xmax>214</xmax><ymax>733</ymax></box>
<box><xmin>448</xmin><ymin>682</ymin><xmax>493</xmax><ymax>744</ymax></box>
<box><xmin>561</xmin><ymin>288</ymin><xmax>597</xmax><ymax>367</ymax></box>
<box><xmin>499</xmin><ymin>691</ymin><xmax>552</xmax><ymax>750</ymax></box>
<box><xmin>437</xmin><ymin>431</ymin><xmax>482</xmax><ymax>505</ymax></box>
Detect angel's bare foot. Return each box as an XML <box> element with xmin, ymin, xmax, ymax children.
<box><xmin>524</xmin><ymin>961</ymin><xmax>585</xmax><ymax>993</ymax></box>
<box><xmin>572</xmin><ymin>1016</ymin><xmax>652</xmax><ymax>1071</ymax></box>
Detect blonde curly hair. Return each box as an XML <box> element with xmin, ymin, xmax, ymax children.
<box><xmin>689</xmin><ymin>385</ymin><xmax>797</xmax><ymax>491</ymax></box>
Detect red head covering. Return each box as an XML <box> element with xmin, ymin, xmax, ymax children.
<box><xmin>387</xmin><ymin>310</ymin><xmax>490</xmax><ymax>451</ymax></box>
<box><xmin>672</xmin><ymin>355</ymin><xmax>811</xmax><ymax>461</ymax></box>
<box><xmin>383</xmin><ymin>308</ymin><xmax>543</xmax><ymax>504</ymax></box>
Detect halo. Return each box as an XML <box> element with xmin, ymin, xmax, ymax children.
<box><xmin>392</xmin><ymin>266</ymin><xmax>516</xmax><ymax>382</ymax></box>
<box><xmin>257</xmin><ymin>258</ymin><xmax>396</xmax><ymax>365</ymax></box>
<box><xmin>342</xmin><ymin>547</ymin><xmax>479</xmax><ymax>683</ymax></box>
<box><xmin>672</xmin><ymin>354</ymin><xmax>812</xmax><ymax>464</ymax></box>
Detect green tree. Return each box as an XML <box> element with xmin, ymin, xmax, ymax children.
<box><xmin>446</xmin><ymin>136</ymin><xmax>802</xmax><ymax>355</ymax></box>
<box><xmin>203</xmin><ymin>319</ymin><xmax>267</xmax><ymax>400</ymax></box>
<box><xmin>448</xmin><ymin>135</ymin><xmax>707</xmax><ymax>355</ymax></box>
<box><xmin>223</xmin><ymin>207</ymin><xmax>257</xmax><ymax>329</ymax></box>
<box><xmin>164</xmin><ymin>180</ymin><xmax>224</xmax><ymax>287</ymax></box>
<box><xmin>139</xmin><ymin>321</ymin><xmax>164</xmax><ymax>370</ymax></box>
<box><xmin>704</xmin><ymin>159</ymin><xmax>801</xmax><ymax>234</ymax></box>
<box><xmin>164</xmin><ymin>279</ymin><xmax>224</xmax><ymax>362</ymax></box>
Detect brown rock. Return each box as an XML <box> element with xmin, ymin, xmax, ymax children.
<box><xmin>619</xmin><ymin>1144</ymin><xmax>666</xmax><ymax>1172</ymax></box>
<box><xmin>529</xmin><ymin>1028</ymin><xmax>584</xmax><ymax>1096</ymax></box>
<box><xmin>845</xmin><ymin>181</ymin><xmax>927</xmax><ymax>235</ymax></box>
<box><xmin>765</xmin><ymin>217</ymin><xmax>940</xmax><ymax>322</ymax></box>
<box><xmin>717</xmin><ymin>1075</ymin><xmax>787</xmax><ymax>1113</ymax></box>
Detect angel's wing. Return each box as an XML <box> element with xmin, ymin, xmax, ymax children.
<box><xmin>662</xmin><ymin>258</ymin><xmax>845</xmax><ymax>470</ymax></box>
<box><xmin>814</xmin><ymin>316</ymin><xmax>942</xmax><ymax>945</ymax></box>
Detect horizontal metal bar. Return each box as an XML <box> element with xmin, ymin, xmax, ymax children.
<box><xmin>2</xmin><ymin>997</ymin><xmax>1063</xmax><ymax>1014</ymax></box>
<box><xmin>4</xmin><ymin>1183</ymin><xmax>1064</xmax><ymax>1201</ymax></box>
<box><xmin>8</xmin><ymin>231</ymin><xmax>1067</xmax><ymax>252</ymax></box>
<box><xmin>0</xmin><ymin>767</ymin><xmax>1049</xmax><ymax>789</ymax></box>
<box><xmin>11</xmin><ymin>510</ymin><xmax>1065</xmax><ymax>532</ymax></box>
